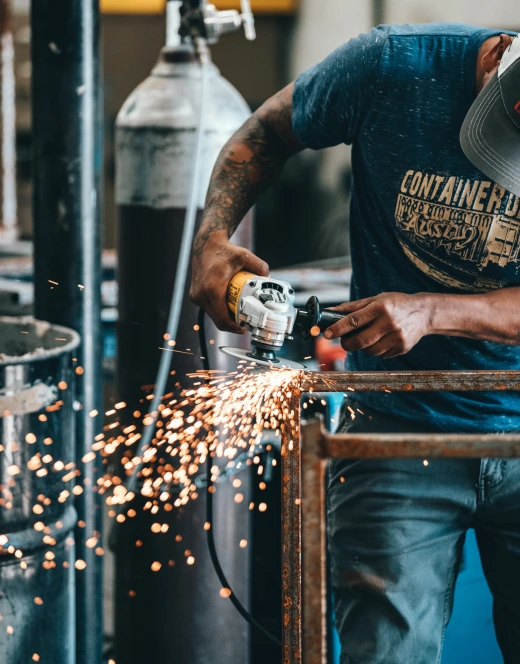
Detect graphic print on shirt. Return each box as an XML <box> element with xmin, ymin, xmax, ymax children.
<box><xmin>395</xmin><ymin>170</ymin><xmax>520</xmax><ymax>291</ymax></box>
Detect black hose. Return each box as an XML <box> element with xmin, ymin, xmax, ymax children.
<box><xmin>198</xmin><ymin>308</ymin><xmax>282</xmax><ymax>649</ymax></box>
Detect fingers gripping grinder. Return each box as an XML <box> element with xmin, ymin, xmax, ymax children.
<box><xmin>220</xmin><ymin>271</ymin><xmax>345</xmax><ymax>370</ymax></box>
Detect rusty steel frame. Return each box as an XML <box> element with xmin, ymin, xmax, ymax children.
<box><xmin>281</xmin><ymin>370</ymin><xmax>520</xmax><ymax>664</ymax></box>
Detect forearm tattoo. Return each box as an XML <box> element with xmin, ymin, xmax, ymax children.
<box><xmin>193</xmin><ymin>86</ymin><xmax>300</xmax><ymax>257</ymax></box>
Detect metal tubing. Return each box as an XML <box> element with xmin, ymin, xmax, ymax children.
<box><xmin>295</xmin><ymin>420</ymin><xmax>325</xmax><ymax>664</ymax></box>
<box><xmin>302</xmin><ymin>370</ymin><xmax>520</xmax><ymax>393</ymax></box>
<box><xmin>324</xmin><ymin>432</ymin><xmax>520</xmax><ymax>458</ymax></box>
<box><xmin>281</xmin><ymin>389</ymin><xmax>302</xmax><ymax>664</ymax></box>
<box><xmin>301</xmin><ymin>418</ymin><xmax>328</xmax><ymax>664</ymax></box>
<box><xmin>31</xmin><ymin>3</ymin><xmax>103</xmax><ymax>663</ymax></box>
<box><xmin>0</xmin><ymin>0</ymin><xmax>16</xmax><ymax>243</ymax></box>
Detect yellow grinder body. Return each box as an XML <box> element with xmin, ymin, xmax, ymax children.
<box><xmin>227</xmin><ymin>271</ymin><xmax>256</xmax><ymax>321</ymax></box>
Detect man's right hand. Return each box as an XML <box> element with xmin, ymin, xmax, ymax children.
<box><xmin>190</xmin><ymin>230</ymin><xmax>270</xmax><ymax>333</ymax></box>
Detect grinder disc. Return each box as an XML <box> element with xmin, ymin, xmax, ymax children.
<box><xmin>220</xmin><ymin>346</ymin><xmax>306</xmax><ymax>371</ymax></box>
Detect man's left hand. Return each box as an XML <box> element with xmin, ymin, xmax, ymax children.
<box><xmin>323</xmin><ymin>292</ymin><xmax>434</xmax><ymax>359</ymax></box>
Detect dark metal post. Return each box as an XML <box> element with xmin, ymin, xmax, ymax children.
<box><xmin>0</xmin><ymin>0</ymin><xmax>16</xmax><ymax>243</ymax></box>
<box><xmin>31</xmin><ymin>3</ymin><xmax>103</xmax><ymax>664</ymax></box>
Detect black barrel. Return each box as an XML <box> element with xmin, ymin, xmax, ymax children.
<box><xmin>0</xmin><ymin>316</ymin><xmax>80</xmax><ymax>664</ymax></box>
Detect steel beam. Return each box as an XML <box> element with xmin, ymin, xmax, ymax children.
<box><xmin>302</xmin><ymin>370</ymin><xmax>520</xmax><ymax>393</ymax></box>
<box><xmin>301</xmin><ymin>417</ymin><xmax>328</xmax><ymax>664</ymax></box>
<box><xmin>324</xmin><ymin>432</ymin><xmax>520</xmax><ymax>459</ymax></box>
<box><xmin>31</xmin><ymin>2</ymin><xmax>103</xmax><ymax>663</ymax></box>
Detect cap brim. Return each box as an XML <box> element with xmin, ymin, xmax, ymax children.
<box><xmin>461</xmin><ymin>71</ymin><xmax>520</xmax><ymax>197</ymax></box>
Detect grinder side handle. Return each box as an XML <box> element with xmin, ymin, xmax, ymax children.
<box><xmin>297</xmin><ymin>296</ymin><xmax>357</xmax><ymax>339</ymax></box>
<box><xmin>318</xmin><ymin>309</ymin><xmax>344</xmax><ymax>329</ymax></box>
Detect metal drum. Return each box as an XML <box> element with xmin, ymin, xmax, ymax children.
<box><xmin>0</xmin><ymin>317</ymin><xmax>80</xmax><ymax>664</ymax></box>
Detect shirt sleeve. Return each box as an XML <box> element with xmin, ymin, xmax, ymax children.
<box><xmin>292</xmin><ymin>26</ymin><xmax>389</xmax><ymax>150</ymax></box>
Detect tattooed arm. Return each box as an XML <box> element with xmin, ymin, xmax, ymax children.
<box><xmin>190</xmin><ymin>84</ymin><xmax>304</xmax><ymax>332</ymax></box>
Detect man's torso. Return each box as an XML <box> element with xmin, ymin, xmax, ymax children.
<box><xmin>293</xmin><ymin>23</ymin><xmax>520</xmax><ymax>432</ymax></box>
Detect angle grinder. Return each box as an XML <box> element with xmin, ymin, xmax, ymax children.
<box><xmin>220</xmin><ymin>271</ymin><xmax>345</xmax><ymax>370</ymax></box>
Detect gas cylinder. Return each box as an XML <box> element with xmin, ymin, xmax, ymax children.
<box><xmin>113</xmin><ymin>4</ymin><xmax>254</xmax><ymax>663</ymax></box>
<box><xmin>115</xmin><ymin>8</ymin><xmax>253</xmax><ymax>399</ymax></box>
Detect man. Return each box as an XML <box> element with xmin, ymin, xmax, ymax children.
<box><xmin>191</xmin><ymin>23</ymin><xmax>520</xmax><ymax>663</ymax></box>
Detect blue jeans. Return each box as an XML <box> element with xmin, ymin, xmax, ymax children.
<box><xmin>328</xmin><ymin>400</ymin><xmax>520</xmax><ymax>664</ymax></box>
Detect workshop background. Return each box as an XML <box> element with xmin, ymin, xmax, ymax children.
<box><xmin>0</xmin><ymin>1</ymin><xmax>519</xmax><ymax>663</ymax></box>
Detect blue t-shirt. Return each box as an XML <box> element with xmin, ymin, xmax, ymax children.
<box><xmin>293</xmin><ymin>23</ymin><xmax>520</xmax><ymax>433</ymax></box>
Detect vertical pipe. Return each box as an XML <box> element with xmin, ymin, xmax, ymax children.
<box><xmin>281</xmin><ymin>387</ymin><xmax>302</xmax><ymax>664</ymax></box>
<box><xmin>301</xmin><ymin>418</ymin><xmax>328</xmax><ymax>663</ymax></box>
<box><xmin>31</xmin><ymin>3</ymin><xmax>103</xmax><ymax>664</ymax></box>
<box><xmin>0</xmin><ymin>0</ymin><xmax>16</xmax><ymax>243</ymax></box>
<box><xmin>372</xmin><ymin>0</ymin><xmax>385</xmax><ymax>26</ymax></box>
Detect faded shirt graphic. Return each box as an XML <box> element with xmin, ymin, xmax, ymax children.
<box><xmin>396</xmin><ymin>170</ymin><xmax>520</xmax><ymax>290</ymax></box>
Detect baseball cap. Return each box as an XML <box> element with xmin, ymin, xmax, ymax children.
<box><xmin>461</xmin><ymin>34</ymin><xmax>520</xmax><ymax>196</ymax></box>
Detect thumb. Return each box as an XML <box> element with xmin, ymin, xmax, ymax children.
<box><xmin>242</xmin><ymin>250</ymin><xmax>269</xmax><ymax>277</ymax></box>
